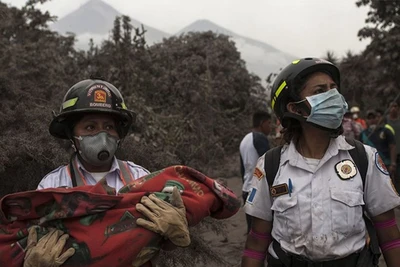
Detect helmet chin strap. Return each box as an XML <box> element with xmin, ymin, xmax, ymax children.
<box><xmin>70</xmin><ymin>139</ymin><xmax>77</xmax><ymax>152</ymax></box>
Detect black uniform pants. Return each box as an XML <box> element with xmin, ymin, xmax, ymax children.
<box><xmin>267</xmin><ymin>244</ymin><xmax>369</xmax><ymax>267</ymax></box>
<box><xmin>242</xmin><ymin>191</ymin><xmax>251</xmax><ymax>233</ymax></box>
<box><xmin>267</xmin><ymin>252</ymin><xmax>360</xmax><ymax>267</ymax></box>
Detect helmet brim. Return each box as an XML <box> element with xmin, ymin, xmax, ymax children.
<box><xmin>49</xmin><ymin>109</ymin><xmax>135</xmax><ymax>139</ymax></box>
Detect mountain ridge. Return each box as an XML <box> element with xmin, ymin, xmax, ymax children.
<box><xmin>50</xmin><ymin>0</ymin><xmax>296</xmax><ymax>81</ymax></box>
<box><xmin>50</xmin><ymin>0</ymin><xmax>170</xmax><ymax>45</ymax></box>
<box><xmin>177</xmin><ymin>19</ymin><xmax>282</xmax><ymax>53</ymax></box>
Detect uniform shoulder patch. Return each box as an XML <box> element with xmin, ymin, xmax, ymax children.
<box><xmin>253</xmin><ymin>167</ymin><xmax>264</xmax><ymax>180</ymax></box>
<box><xmin>335</xmin><ymin>160</ymin><xmax>357</xmax><ymax>180</ymax></box>
<box><xmin>246</xmin><ymin>188</ymin><xmax>257</xmax><ymax>204</ymax></box>
<box><xmin>375</xmin><ymin>152</ymin><xmax>389</xmax><ymax>175</ymax></box>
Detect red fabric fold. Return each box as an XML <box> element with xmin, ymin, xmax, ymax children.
<box><xmin>0</xmin><ymin>165</ymin><xmax>240</xmax><ymax>267</ymax></box>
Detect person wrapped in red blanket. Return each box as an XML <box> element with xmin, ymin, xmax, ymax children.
<box><xmin>0</xmin><ymin>165</ymin><xmax>241</xmax><ymax>267</ymax></box>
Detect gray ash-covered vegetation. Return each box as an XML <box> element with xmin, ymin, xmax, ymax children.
<box><xmin>1</xmin><ymin>0</ymin><xmax>399</xmax><ymax>198</ymax></box>
<box><xmin>0</xmin><ymin>0</ymin><xmax>399</xmax><ymax>266</ymax></box>
<box><xmin>0</xmin><ymin>0</ymin><xmax>267</xmax><ymax>197</ymax></box>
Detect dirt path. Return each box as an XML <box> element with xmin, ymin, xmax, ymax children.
<box><xmin>197</xmin><ymin>176</ymin><xmax>399</xmax><ymax>267</ymax></box>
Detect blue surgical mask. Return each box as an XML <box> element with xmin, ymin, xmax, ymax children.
<box><xmin>297</xmin><ymin>89</ymin><xmax>348</xmax><ymax>129</ymax></box>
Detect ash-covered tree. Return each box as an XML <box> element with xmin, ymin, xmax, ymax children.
<box><xmin>351</xmin><ymin>0</ymin><xmax>400</xmax><ymax>107</ymax></box>
<box><xmin>134</xmin><ymin>31</ymin><xmax>266</xmax><ymax>172</ymax></box>
<box><xmin>0</xmin><ymin>0</ymin><xmax>85</xmax><ymax>195</ymax></box>
<box><xmin>0</xmin><ymin>3</ymin><xmax>267</xmax><ymax>197</ymax></box>
<box><xmin>89</xmin><ymin>24</ymin><xmax>267</xmax><ymax>173</ymax></box>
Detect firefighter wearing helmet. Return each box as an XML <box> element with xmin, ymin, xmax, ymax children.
<box><xmin>242</xmin><ymin>58</ymin><xmax>400</xmax><ymax>267</ymax></box>
<box><xmin>26</xmin><ymin>79</ymin><xmax>190</xmax><ymax>267</ymax></box>
<box><xmin>47</xmin><ymin>79</ymin><xmax>136</xmax><ymax>170</ymax></box>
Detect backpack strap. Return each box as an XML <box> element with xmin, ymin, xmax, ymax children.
<box><xmin>345</xmin><ymin>137</ymin><xmax>368</xmax><ymax>186</ymax></box>
<box><xmin>264</xmin><ymin>145</ymin><xmax>293</xmax><ymax>266</ymax></box>
<box><xmin>264</xmin><ymin>145</ymin><xmax>283</xmax><ymax>188</ymax></box>
<box><xmin>264</xmin><ymin>139</ymin><xmax>368</xmax><ymax>193</ymax></box>
<box><xmin>345</xmin><ymin>137</ymin><xmax>381</xmax><ymax>265</ymax></box>
<box><xmin>68</xmin><ymin>156</ymin><xmax>85</xmax><ymax>187</ymax></box>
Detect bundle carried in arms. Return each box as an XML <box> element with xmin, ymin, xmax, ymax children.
<box><xmin>0</xmin><ymin>165</ymin><xmax>241</xmax><ymax>267</ymax></box>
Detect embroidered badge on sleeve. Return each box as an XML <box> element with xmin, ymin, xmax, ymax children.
<box><xmin>335</xmin><ymin>160</ymin><xmax>357</xmax><ymax>180</ymax></box>
<box><xmin>246</xmin><ymin>187</ymin><xmax>257</xmax><ymax>204</ymax></box>
<box><xmin>253</xmin><ymin>167</ymin><xmax>264</xmax><ymax>181</ymax></box>
<box><xmin>375</xmin><ymin>152</ymin><xmax>389</xmax><ymax>175</ymax></box>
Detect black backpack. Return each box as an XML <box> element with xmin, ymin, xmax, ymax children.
<box><xmin>264</xmin><ymin>138</ymin><xmax>380</xmax><ymax>266</ymax></box>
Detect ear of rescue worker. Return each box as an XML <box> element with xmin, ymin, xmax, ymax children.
<box><xmin>24</xmin><ymin>227</ymin><xmax>75</xmax><ymax>267</ymax></box>
<box><xmin>136</xmin><ymin>187</ymin><xmax>191</xmax><ymax>247</ymax></box>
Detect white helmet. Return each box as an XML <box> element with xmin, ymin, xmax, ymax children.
<box><xmin>350</xmin><ymin>106</ymin><xmax>360</xmax><ymax>113</ymax></box>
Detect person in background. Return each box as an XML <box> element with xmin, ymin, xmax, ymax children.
<box><xmin>342</xmin><ymin>109</ymin><xmax>363</xmax><ymax>139</ymax></box>
<box><xmin>351</xmin><ymin>105</ymin><xmax>367</xmax><ymax>129</ymax></box>
<box><xmin>241</xmin><ymin>58</ymin><xmax>400</xmax><ymax>267</ymax></box>
<box><xmin>360</xmin><ymin>109</ymin><xmax>396</xmax><ymax>178</ymax></box>
<box><xmin>239</xmin><ymin>111</ymin><xmax>271</xmax><ymax>233</ymax></box>
<box><xmin>376</xmin><ymin>108</ymin><xmax>395</xmax><ymax>135</ymax></box>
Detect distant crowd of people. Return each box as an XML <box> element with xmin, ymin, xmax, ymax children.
<box><xmin>342</xmin><ymin>101</ymin><xmax>400</xmax><ymax>191</ymax></box>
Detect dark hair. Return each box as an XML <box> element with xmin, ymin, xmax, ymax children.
<box><xmin>281</xmin><ymin>119</ymin><xmax>302</xmax><ymax>144</ymax></box>
<box><xmin>252</xmin><ymin>111</ymin><xmax>271</xmax><ymax>127</ymax></box>
<box><xmin>389</xmin><ymin>98</ymin><xmax>400</xmax><ymax>107</ymax></box>
<box><xmin>277</xmin><ymin>73</ymin><xmax>310</xmax><ymax>144</ymax></box>
<box><xmin>375</xmin><ymin>108</ymin><xmax>384</xmax><ymax>116</ymax></box>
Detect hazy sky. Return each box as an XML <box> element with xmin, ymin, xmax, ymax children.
<box><xmin>7</xmin><ymin>0</ymin><xmax>371</xmax><ymax>57</ymax></box>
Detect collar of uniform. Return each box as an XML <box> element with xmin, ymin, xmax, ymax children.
<box><xmin>75</xmin><ymin>155</ymin><xmax>120</xmax><ymax>177</ymax></box>
<box><xmin>280</xmin><ymin>142</ymin><xmax>297</xmax><ymax>166</ymax></box>
<box><xmin>311</xmin><ymin>135</ymin><xmax>354</xmax><ymax>161</ymax></box>
<box><xmin>282</xmin><ymin>135</ymin><xmax>354</xmax><ymax>170</ymax></box>
<box><xmin>333</xmin><ymin>135</ymin><xmax>354</xmax><ymax>151</ymax></box>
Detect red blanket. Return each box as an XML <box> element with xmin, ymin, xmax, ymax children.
<box><xmin>0</xmin><ymin>165</ymin><xmax>240</xmax><ymax>267</ymax></box>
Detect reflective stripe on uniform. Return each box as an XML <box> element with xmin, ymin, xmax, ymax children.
<box><xmin>68</xmin><ymin>157</ymin><xmax>88</xmax><ymax>186</ymax></box>
<box><xmin>67</xmin><ymin>157</ymin><xmax>134</xmax><ymax>187</ymax></box>
<box><xmin>385</xmin><ymin>124</ymin><xmax>395</xmax><ymax>135</ymax></box>
<box><xmin>117</xmin><ymin>160</ymin><xmax>134</xmax><ymax>185</ymax></box>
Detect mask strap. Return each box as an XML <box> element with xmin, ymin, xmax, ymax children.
<box><xmin>292</xmin><ymin>99</ymin><xmax>311</xmax><ymax>117</ymax></box>
<box><xmin>74</xmin><ymin>136</ymin><xmax>83</xmax><ymax>141</ymax></box>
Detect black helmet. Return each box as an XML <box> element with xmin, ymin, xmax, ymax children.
<box><xmin>49</xmin><ymin>79</ymin><xmax>135</xmax><ymax>139</ymax></box>
<box><xmin>271</xmin><ymin>57</ymin><xmax>340</xmax><ymax>127</ymax></box>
